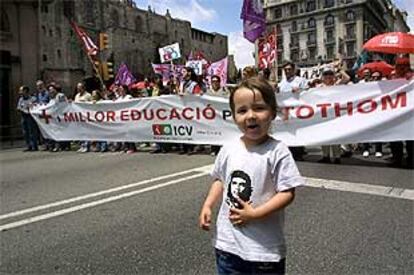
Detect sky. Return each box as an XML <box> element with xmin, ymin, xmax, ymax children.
<box><xmin>134</xmin><ymin>0</ymin><xmax>254</xmax><ymax>69</ymax></box>
<box><xmin>134</xmin><ymin>0</ymin><xmax>413</xmax><ymax>69</ymax></box>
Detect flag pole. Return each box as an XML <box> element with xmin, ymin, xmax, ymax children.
<box><xmin>69</xmin><ymin>20</ymin><xmax>106</xmax><ymax>91</ymax></box>
<box><xmin>274</xmin><ymin>26</ymin><xmax>278</xmax><ymax>84</ymax></box>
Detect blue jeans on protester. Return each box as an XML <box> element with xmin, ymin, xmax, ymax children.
<box><xmin>215</xmin><ymin>249</ymin><xmax>286</xmax><ymax>275</ymax></box>
<box><xmin>21</xmin><ymin>114</ymin><xmax>38</xmax><ymax>150</ymax></box>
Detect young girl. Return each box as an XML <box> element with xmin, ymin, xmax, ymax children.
<box><xmin>199</xmin><ymin>77</ymin><xmax>304</xmax><ymax>274</ymax></box>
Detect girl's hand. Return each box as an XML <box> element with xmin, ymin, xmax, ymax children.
<box><xmin>229</xmin><ymin>198</ymin><xmax>256</xmax><ymax>226</ymax></box>
<box><xmin>199</xmin><ymin>206</ymin><xmax>212</xmax><ymax>231</ymax></box>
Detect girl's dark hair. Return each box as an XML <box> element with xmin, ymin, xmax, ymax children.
<box><xmin>184</xmin><ymin>67</ymin><xmax>197</xmax><ymax>82</ymax></box>
<box><xmin>230</xmin><ymin>76</ymin><xmax>277</xmax><ymax>119</ymax></box>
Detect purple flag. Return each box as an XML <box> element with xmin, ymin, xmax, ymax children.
<box><xmin>114</xmin><ymin>63</ymin><xmax>136</xmax><ymax>86</ymax></box>
<box><xmin>241</xmin><ymin>0</ymin><xmax>266</xmax><ymax>43</ymax></box>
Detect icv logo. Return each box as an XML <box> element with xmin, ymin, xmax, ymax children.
<box><xmin>152</xmin><ymin>124</ymin><xmax>193</xmax><ymax>136</ymax></box>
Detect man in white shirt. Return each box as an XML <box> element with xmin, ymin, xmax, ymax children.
<box><xmin>278</xmin><ymin>61</ymin><xmax>308</xmax><ymax>94</ymax></box>
<box><xmin>278</xmin><ymin>61</ymin><xmax>308</xmax><ymax>160</ymax></box>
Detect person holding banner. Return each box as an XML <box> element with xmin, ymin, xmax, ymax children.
<box><xmin>17</xmin><ymin>85</ymin><xmax>38</xmax><ymax>152</ymax></box>
<box><xmin>179</xmin><ymin>67</ymin><xmax>202</xmax><ymax>154</ymax></box>
<box><xmin>74</xmin><ymin>82</ymin><xmax>92</xmax><ymax>153</ymax></box>
<box><xmin>206</xmin><ymin>75</ymin><xmax>229</xmax><ymax>98</ymax></box>
<box><xmin>389</xmin><ymin>57</ymin><xmax>413</xmax><ymax>168</ymax></box>
<box><xmin>199</xmin><ymin>77</ymin><xmax>303</xmax><ymax>274</ymax></box>
<box><xmin>180</xmin><ymin>67</ymin><xmax>202</xmax><ymax>95</ymax></box>
<box><xmin>317</xmin><ymin>66</ymin><xmax>350</xmax><ymax>164</ymax></box>
<box><xmin>278</xmin><ymin>61</ymin><xmax>308</xmax><ymax>161</ymax></box>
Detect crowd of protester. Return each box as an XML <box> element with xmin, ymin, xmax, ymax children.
<box><xmin>16</xmin><ymin>56</ymin><xmax>413</xmax><ymax>168</ymax></box>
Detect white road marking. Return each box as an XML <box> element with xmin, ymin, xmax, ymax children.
<box><xmin>306</xmin><ymin>177</ymin><xmax>414</xmax><ymax>201</ymax></box>
<box><xmin>0</xmin><ymin>164</ymin><xmax>212</xmax><ymax>221</ymax></box>
<box><xmin>1</xmin><ymin>164</ymin><xmax>412</xmax><ymax>232</ymax></box>
<box><xmin>0</xmin><ymin>171</ymin><xmax>209</xmax><ymax>232</ymax></box>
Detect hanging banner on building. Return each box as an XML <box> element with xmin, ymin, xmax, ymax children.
<box><xmin>159</xmin><ymin>43</ymin><xmax>181</xmax><ymax>63</ymax></box>
<box><xmin>258</xmin><ymin>30</ymin><xmax>276</xmax><ymax>69</ymax></box>
<box><xmin>30</xmin><ymin>80</ymin><xmax>414</xmax><ymax>146</ymax></box>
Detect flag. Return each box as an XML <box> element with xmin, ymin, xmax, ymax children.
<box><xmin>208</xmin><ymin>57</ymin><xmax>228</xmax><ymax>87</ymax></box>
<box><xmin>114</xmin><ymin>63</ymin><xmax>136</xmax><ymax>86</ymax></box>
<box><xmin>240</xmin><ymin>0</ymin><xmax>266</xmax><ymax>43</ymax></box>
<box><xmin>70</xmin><ymin>21</ymin><xmax>98</xmax><ymax>56</ymax></box>
<box><xmin>258</xmin><ymin>30</ymin><xmax>277</xmax><ymax>69</ymax></box>
<box><xmin>352</xmin><ymin>50</ymin><xmax>369</xmax><ymax>71</ymax></box>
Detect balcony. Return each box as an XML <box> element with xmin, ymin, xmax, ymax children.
<box><xmin>307</xmin><ymin>40</ymin><xmax>317</xmax><ymax>47</ymax></box>
<box><xmin>344</xmin><ymin>34</ymin><xmax>356</xmax><ymax>41</ymax></box>
<box><xmin>344</xmin><ymin>51</ymin><xmax>357</xmax><ymax>58</ymax></box>
<box><xmin>324</xmin><ymin>38</ymin><xmax>336</xmax><ymax>45</ymax></box>
<box><xmin>289</xmin><ymin>42</ymin><xmax>299</xmax><ymax>49</ymax></box>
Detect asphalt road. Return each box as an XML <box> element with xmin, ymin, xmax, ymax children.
<box><xmin>0</xmin><ymin>148</ymin><xmax>413</xmax><ymax>274</ymax></box>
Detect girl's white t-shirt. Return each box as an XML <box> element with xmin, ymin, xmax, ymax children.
<box><xmin>211</xmin><ymin>137</ymin><xmax>304</xmax><ymax>262</ymax></box>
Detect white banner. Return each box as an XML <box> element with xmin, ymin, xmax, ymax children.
<box><xmin>158</xmin><ymin>43</ymin><xmax>181</xmax><ymax>63</ymax></box>
<box><xmin>30</xmin><ymin>80</ymin><xmax>414</xmax><ymax>146</ymax></box>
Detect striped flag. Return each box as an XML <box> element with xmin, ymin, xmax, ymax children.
<box><xmin>70</xmin><ymin>21</ymin><xmax>98</xmax><ymax>56</ymax></box>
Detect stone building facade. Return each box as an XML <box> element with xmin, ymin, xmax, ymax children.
<box><xmin>0</xmin><ymin>0</ymin><xmax>228</xmax><ymax>136</ymax></box>
<box><xmin>263</xmin><ymin>0</ymin><xmax>410</xmax><ymax>70</ymax></box>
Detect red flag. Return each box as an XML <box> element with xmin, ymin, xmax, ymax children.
<box><xmin>70</xmin><ymin>21</ymin><xmax>98</xmax><ymax>56</ymax></box>
<box><xmin>258</xmin><ymin>30</ymin><xmax>277</xmax><ymax>69</ymax></box>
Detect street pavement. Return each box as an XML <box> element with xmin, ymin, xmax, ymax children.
<box><xmin>0</xmin><ymin>147</ymin><xmax>413</xmax><ymax>274</ymax></box>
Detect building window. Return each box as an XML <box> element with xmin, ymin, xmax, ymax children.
<box><xmin>277</xmin><ymin>36</ymin><xmax>283</xmax><ymax>48</ymax></box>
<box><xmin>309</xmin><ymin>48</ymin><xmax>317</xmax><ymax>60</ymax></box>
<box><xmin>274</xmin><ymin>8</ymin><xmax>282</xmax><ymax>19</ymax></box>
<box><xmin>42</xmin><ymin>25</ymin><xmax>47</xmax><ymax>35</ymax></box>
<box><xmin>325</xmin><ymin>14</ymin><xmax>335</xmax><ymax>26</ymax></box>
<box><xmin>326</xmin><ymin>47</ymin><xmax>334</xmax><ymax>59</ymax></box>
<box><xmin>63</xmin><ymin>0</ymin><xmax>75</xmax><ymax>19</ymax></box>
<box><xmin>306</xmin><ymin>0</ymin><xmax>316</xmax><ymax>12</ymax></box>
<box><xmin>324</xmin><ymin>0</ymin><xmax>335</xmax><ymax>8</ymax></box>
<box><xmin>111</xmin><ymin>10</ymin><xmax>119</xmax><ymax>27</ymax></box>
<box><xmin>346</xmin><ymin>10</ymin><xmax>355</xmax><ymax>21</ymax></box>
<box><xmin>292</xmin><ymin>21</ymin><xmax>297</xmax><ymax>32</ymax></box>
<box><xmin>308</xmin><ymin>18</ymin><xmax>315</xmax><ymax>28</ymax></box>
<box><xmin>290</xmin><ymin>4</ymin><xmax>298</xmax><ymax>16</ymax></box>
<box><xmin>41</xmin><ymin>4</ymin><xmax>49</xmax><ymax>13</ymax></box>
<box><xmin>49</xmin><ymin>29</ymin><xmax>53</xmax><ymax>37</ymax></box>
<box><xmin>0</xmin><ymin>9</ymin><xmax>10</xmax><ymax>32</ymax></box>
<box><xmin>276</xmin><ymin>24</ymin><xmax>282</xmax><ymax>33</ymax></box>
<box><xmin>308</xmin><ymin>32</ymin><xmax>316</xmax><ymax>43</ymax></box>
<box><xmin>345</xmin><ymin>24</ymin><xmax>355</xmax><ymax>37</ymax></box>
<box><xmin>326</xmin><ymin>29</ymin><xmax>334</xmax><ymax>41</ymax></box>
<box><xmin>346</xmin><ymin>42</ymin><xmax>355</xmax><ymax>56</ymax></box>
<box><xmin>57</xmin><ymin>49</ymin><xmax>62</xmax><ymax>59</ymax></box>
<box><xmin>291</xmin><ymin>50</ymin><xmax>299</xmax><ymax>62</ymax></box>
<box><xmin>291</xmin><ymin>34</ymin><xmax>299</xmax><ymax>47</ymax></box>
<box><xmin>85</xmin><ymin>1</ymin><xmax>95</xmax><ymax>25</ymax></box>
<box><xmin>135</xmin><ymin>16</ymin><xmax>142</xmax><ymax>32</ymax></box>
<box><xmin>56</xmin><ymin>27</ymin><xmax>61</xmax><ymax>38</ymax></box>
<box><xmin>42</xmin><ymin>54</ymin><xmax>48</xmax><ymax>62</ymax></box>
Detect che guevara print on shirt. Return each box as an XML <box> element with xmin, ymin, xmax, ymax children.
<box><xmin>226</xmin><ymin>170</ymin><xmax>253</xmax><ymax>209</ymax></box>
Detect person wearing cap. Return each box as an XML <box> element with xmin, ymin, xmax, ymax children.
<box><xmin>317</xmin><ymin>65</ymin><xmax>350</xmax><ymax>164</ymax></box>
<box><xmin>388</xmin><ymin>57</ymin><xmax>413</xmax><ymax>168</ymax></box>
